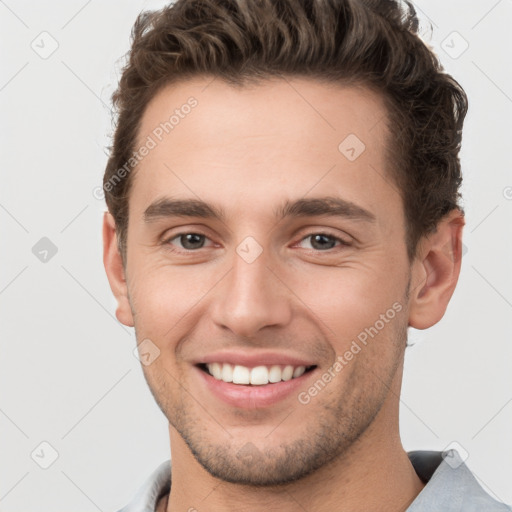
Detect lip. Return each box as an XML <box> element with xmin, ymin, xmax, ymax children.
<box><xmin>195</xmin><ymin>364</ymin><xmax>317</xmax><ymax>409</ymax></box>
<box><xmin>195</xmin><ymin>350</ymin><xmax>316</xmax><ymax>368</ymax></box>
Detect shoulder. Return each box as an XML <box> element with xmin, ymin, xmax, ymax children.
<box><xmin>116</xmin><ymin>460</ymin><xmax>171</xmax><ymax>512</ymax></box>
<box><xmin>407</xmin><ymin>450</ymin><xmax>511</xmax><ymax>512</ymax></box>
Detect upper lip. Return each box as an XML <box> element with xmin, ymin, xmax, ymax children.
<box><xmin>195</xmin><ymin>350</ymin><xmax>317</xmax><ymax>368</ymax></box>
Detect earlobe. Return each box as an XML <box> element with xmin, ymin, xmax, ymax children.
<box><xmin>408</xmin><ymin>210</ymin><xmax>465</xmax><ymax>330</ymax></box>
<box><xmin>102</xmin><ymin>212</ymin><xmax>134</xmax><ymax>327</ymax></box>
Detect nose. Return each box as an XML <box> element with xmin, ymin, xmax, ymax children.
<box><xmin>209</xmin><ymin>245</ymin><xmax>293</xmax><ymax>338</ymax></box>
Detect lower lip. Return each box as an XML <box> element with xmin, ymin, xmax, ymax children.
<box><xmin>195</xmin><ymin>366</ymin><xmax>315</xmax><ymax>409</ymax></box>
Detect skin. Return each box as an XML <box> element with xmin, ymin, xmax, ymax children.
<box><xmin>103</xmin><ymin>76</ymin><xmax>464</xmax><ymax>512</ymax></box>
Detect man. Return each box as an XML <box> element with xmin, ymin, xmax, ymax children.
<box><xmin>102</xmin><ymin>0</ymin><xmax>510</xmax><ymax>510</ymax></box>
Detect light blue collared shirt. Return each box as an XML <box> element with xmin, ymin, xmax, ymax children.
<box><xmin>117</xmin><ymin>449</ymin><xmax>511</xmax><ymax>511</ymax></box>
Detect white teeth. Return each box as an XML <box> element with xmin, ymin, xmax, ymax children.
<box><xmin>211</xmin><ymin>362</ymin><xmax>222</xmax><ymax>379</ymax></box>
<box><xmin>221</xmin><ymin>363</ymin><xmax>233</xmax><ymax>383</ymax></box>
<box><xmin>232</xmin><ymin>365</ymin><xmax>250</xmax><ymax>384</ymax></box>
<box><xmin>281</xmin><ymin>365</ymin><xmax>294</xmax><ymax>381</ymax></box>
<box><xmin>293</xmin><ymin>365</ymin><xmax>306</xmax><ymax>378</ymax></box>
<box><xmin>250</xmin><ymin>366</ymin><xmax>269</xmax><ymax>385</ymax></box>
<box><xmin>205</xmin><ymin>362</ymin><xmax>311</xmax><ymax>385</ymax></box>
<box><xmin>268</xmin><ymin>365</ymin><xmax>282</xmax><ymax>383</ymax></box>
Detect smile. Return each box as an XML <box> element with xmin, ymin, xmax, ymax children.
<box><xmin>199</xmin><ymin>362</ymin><xmax>316</xmax><ymax>385</ymax></box>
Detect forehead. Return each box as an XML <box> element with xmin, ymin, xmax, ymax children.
<box><xmin>131</xmin><ymin>76</ymin><xmax>400</xmax><ymax>227</ymax></box>
<box><xmin>136</xmin><ymin>76</ymin><xmax>389</xmax><ymax>155</ymax></box>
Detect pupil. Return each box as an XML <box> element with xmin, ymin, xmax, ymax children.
<box><xmin>311</xmin><ymin>234</ymin><xmax>335</xmax><ymax>250</ymax></box>
<box><xmin>182</xmin><ymin>233</ymin><xmax>204</xmax><ymax>249</ymax></box>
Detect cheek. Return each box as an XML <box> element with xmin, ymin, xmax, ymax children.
<box><xmin>285</xmin><ymin>262</ymin><xmax>406</xmax><ymax>351</ymax></box>
<box><xmin>127</xmin><ymin>262</ymin><xmax>215</xmax><ymax>340</ymax></box>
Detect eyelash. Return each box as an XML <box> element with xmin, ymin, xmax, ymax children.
<box><xmin>162</xmin><ymin>231</ymin><xmax>351</xmax><ymax>253</ymax></box>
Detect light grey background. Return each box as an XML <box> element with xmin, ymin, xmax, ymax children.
<box><xmin>0</xmin><ymin>1</ymin><xmax>511</xmax><ymax>511</ymax></box>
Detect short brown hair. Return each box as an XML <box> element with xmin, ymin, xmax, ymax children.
<box><xmin>103</xmin><ymin>0</ymin><xmax>468</xmax><ymax>263</ymax></box>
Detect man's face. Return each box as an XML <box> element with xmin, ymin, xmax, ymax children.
<box><xmin>121</xmin><ymin>77</ymin><xmax>412</xmax><ymax>485</ymax></box>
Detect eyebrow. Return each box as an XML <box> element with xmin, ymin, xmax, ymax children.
<box><xmin>143</xmin><ymin>196</ymin><xmax>376</xmax><ymax>224</ymax></box>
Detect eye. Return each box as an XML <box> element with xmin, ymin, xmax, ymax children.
<box><xmin>164</xmin><ymin>232</ymin><xmax>214</xmax><ymax>251</ymax></box>
<box><xmin>162</xmin><ymin>231</ymin><xmax>350</xmax><ymax>253</ymax></box>
<box><xmin>297</xmin><ymin>233</ymin><xmax>350</xmax><ymax>251</ymax></box>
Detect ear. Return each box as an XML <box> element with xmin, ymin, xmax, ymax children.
<box><xmin>408</xmin><ymin>209</ymin><xmax>465</xmax><ymax>330</ymax></box>
<box><xmin>102</xmin><ymin>212</ymin><xmax>134</xmax><ymax>327</ymax></box>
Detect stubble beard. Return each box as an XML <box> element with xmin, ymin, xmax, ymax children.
<box><xmin>138</xmin><ymin>317</ymin><xmax>407</xmax><ymax>487</ymax></box>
